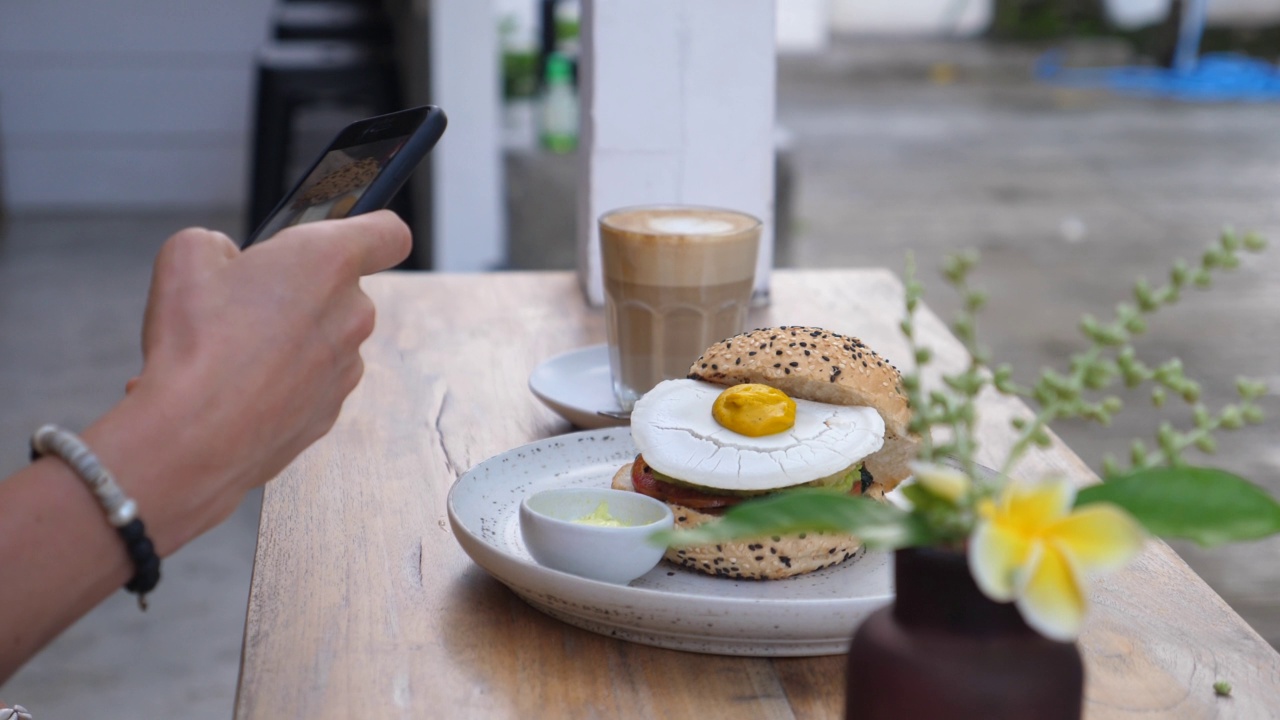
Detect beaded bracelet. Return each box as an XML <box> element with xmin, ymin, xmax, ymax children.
<box><xmin>0</xmin><ymin>704</ymin><xmax>33</xmax><ymax>720</ymax></box>
<box><xmin>29</xmin><ymin>424</ymin><xmax>161</xmax><ymax>610</ymax></box>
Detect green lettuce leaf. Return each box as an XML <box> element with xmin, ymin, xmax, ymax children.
<box><xmin>1075</xmin><ymin>467</ymin><xmax>1280</xmax><ymax>547</ymax></box>
<box><xmin>649</xmin><ymin>489</ymin><xmax>933</xmax><ymax>550</ymax></box>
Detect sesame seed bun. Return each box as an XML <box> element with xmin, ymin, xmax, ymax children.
<box><xmin>687</xmin><ymin>326</ymin><xmax>917</xmax><ymax>490</ymax></box>
<box><xmin>613</xmin><ymin>464</ymin><xmax>874</xmax><ymax>580</ymax></box>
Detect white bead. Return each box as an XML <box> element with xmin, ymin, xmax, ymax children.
<box><xmin>108</xmin><ymin>498</ymin><xmax>139</xmax><ymax>527</ymax></box>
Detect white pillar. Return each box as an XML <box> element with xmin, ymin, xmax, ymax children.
<box><xmin>577</xmin><ymin>0</ymin><xmax>777</xmax><ymax>306</ymax></box>
<box><xmin>426</xmin><ymin>0</ymin><xmax>505</xmax><ymax>271</ymax></box>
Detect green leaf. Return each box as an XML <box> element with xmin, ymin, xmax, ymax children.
<box><xmin>1076</xmin><ymin>467</ymin><xmax>1280</xmax><ymax>546</ymax></box>
<box><xmin>650</xmin><ymin>490</ymin><xmax>933</xmax><ymax>551</ymax></box>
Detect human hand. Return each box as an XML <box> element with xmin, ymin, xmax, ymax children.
<box><xmin>103</xmin><ymin>211</ymin><xmax>411</xmax><ymax>552</ymax></box>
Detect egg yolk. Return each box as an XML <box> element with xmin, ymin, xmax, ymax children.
<box><xmin>712</xmin><ymin>384</ymin><xmax>797</xmax><ymax>437</ymax></box>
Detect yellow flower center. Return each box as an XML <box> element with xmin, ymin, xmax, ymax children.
<box><xmin>712</xmin><ymin>383</ymin><xmax>797</xmax><ymax>437</ymax></box>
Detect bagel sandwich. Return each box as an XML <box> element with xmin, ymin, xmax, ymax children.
<box><xmin>614</xmin><ymin>326</ymin><xmax>917</xmax><ymax>580</ymax></box>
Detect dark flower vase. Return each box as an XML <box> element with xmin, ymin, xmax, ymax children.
<box><xmin>845</xmin><ymin>548</ymin><xmax>1083</xmax><ymax>720</ymax></box>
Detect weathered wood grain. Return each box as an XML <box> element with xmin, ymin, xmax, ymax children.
<box><xmin>236</xmin><ymin>270</ymin><xmax>1279</xmax><ymax>719</ymax></box>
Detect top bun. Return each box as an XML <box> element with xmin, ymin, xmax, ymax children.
<box><xmin>687</xmin><ymin>326</ymin><xmax>917</xmax><ymax>488</ymax></box>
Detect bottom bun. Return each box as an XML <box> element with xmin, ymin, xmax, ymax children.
<box><xmin>612</xmin><ymin>464</ymin><xmax>865</xmax><ymax>580</ymax></box>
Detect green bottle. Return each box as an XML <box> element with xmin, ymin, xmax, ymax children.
<box><xmin>540</xmin><ymin>53</ymin><xmax>578</xmax><ymax>154</ymax></box>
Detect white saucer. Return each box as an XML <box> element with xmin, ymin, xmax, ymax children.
<box><xmin>528</xmin><ymin>344</ymin><xmax>629</xmax><ymax>429</ymax></box>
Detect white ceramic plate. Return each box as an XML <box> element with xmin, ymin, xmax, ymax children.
<box><xmin>447</xmin><ymin>429</ymin><xmax>893</xmax><ymax>657</ymax></box>
<box><xmin>528</xmin><ymin>344</ymin><xmax>628</xmax><ymax>429</ymax></box>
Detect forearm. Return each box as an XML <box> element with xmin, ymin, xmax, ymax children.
<box><xmin>0</xmin><ymin>390</ymin><xmax>241</xmax><ymax>682</ymax></box>
<box><xmin>0</xmin><ymin>445</ymin><xmax>132</xmax><ymax>682</ymax></box>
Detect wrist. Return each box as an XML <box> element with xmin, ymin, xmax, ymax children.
<box><xmin>81</xmin><ymin>383</ymin><xmax>242</xmax><ymax>557</ymax></box>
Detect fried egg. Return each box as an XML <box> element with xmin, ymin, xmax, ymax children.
<box><xmin>630</xmin><ymin>379</ymin><xmax>885</xmax><ymax>491</ymax></box>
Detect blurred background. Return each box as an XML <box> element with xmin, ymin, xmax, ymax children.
<box><xmin>1</xmin><ymin>1</ymin><xmax>1277</xmax><ymax>717</ymax></box>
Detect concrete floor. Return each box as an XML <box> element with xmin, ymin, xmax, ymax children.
<box><xmin>2</xmin><ymin>37</ymin><xmax>1278</xmax><ymax>717</ymax></box>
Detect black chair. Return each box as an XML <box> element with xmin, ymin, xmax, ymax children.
<box><xmin>273</xmin><ymin>1</ymin><xmax>394</xmax><ymax>43</ymax></box>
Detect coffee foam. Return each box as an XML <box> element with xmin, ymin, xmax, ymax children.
<box><xmin>600</xmin><ymin>206</ymin><xmax>761</xmax><ymax>287</ymax></box>
<box><xmin>602</xmin><ymin>206</ymin><xmax>759</xmax><ymax>238</ymax></box>
<box><xmin>645</xmin><ymin>216</ymin><xmax>735</xmax><ymax>235</ymax></box>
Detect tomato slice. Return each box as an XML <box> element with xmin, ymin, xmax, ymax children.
<box><xmin>630</xmin><ymin>454</ymin><xmax>744</xmax><ymax>511</ymax></box>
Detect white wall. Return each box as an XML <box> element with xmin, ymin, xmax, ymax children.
<box><xmin>830</xmin><ymin>0</ymin><xmax>1279</xmax><ymax>35</ymax></box>
<box><xmin>0</xmin><ymin>0</ymin><xmax>273</xmax><ymax>211</ymax></box>
<box><xmin>831</xmin><ymin>0</ymin><xmax>992</xmax><ymax>36</ymax></box>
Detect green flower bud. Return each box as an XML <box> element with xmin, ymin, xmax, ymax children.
<box><xmin>1151</xmin><ymin>387</ymin><xmax>1166</xmax><ymax>407</ymax></box>
<box><xmin>1157</xmin><ymin>422</ymin><xmax>1179</xmax><ymax>457</ymax></box>
<box><xmin>1220</xmin><ymin>228</ymin><xmax>1240</xmax><ymax>251</ymax></box>
<box><xmin>914</xmin><ymin>347</ymin><xmax>932</xmax><ymax>365</ymax></box>
<box><xmin>1133</xmin><ymin>279</ymin><xmax>1158</xmax><ymax>312</ymax></box>
<box><xmin>965</xmin><ymin>289</ymin><xmax>988</xmax><ymax>312</ymax></box>
<box><xmin>1170</xmin><ymin>260</ymin><xmax>1190</xmax><ymax>288</ymax></box>
<box><xmin>1193</xmin><ymin>269</ymin><xmax>1213</xmax><ymax>288</ymax></box>
<box><xmin>1195</xmin><ymin>435</ymin><xmax>1217</xmax><ymax>454</ymax></box>
<box><xmin>1242</xmin><ymin>232</ymin><xmax>1267</xmax><ymax>252</ymax></box>
<box><xmin>1181</xmin><ymin>381</ymin><xmax>1201</xmax><ymax>404</ymax></box>
<box><xmin>1243</xmin><ymin>405</ymin><xmax>1266</xmax><ymax>424</ymax></box>
<box><xmin>1101</xmin><ymin>455</ymin><xmax>1121</xmax><ymax>479</ymax></box>
<box><xmin>1130</xmin><ymin>439</ymin><xmax>1148</xmax><ymax>466</ymax></box>
<box><xmin>1236</xmin><ymin>377</ymin><xmax>1268</xmax><ymax>400</ymax></box>
<box><xmin>1219</xmin><ymin>405</ymin><xmax>1244</xmax><ymax>430</ymax></box>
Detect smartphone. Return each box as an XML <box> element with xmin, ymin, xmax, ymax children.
<box><xmin>244</xmin><ymin>105</ymin><xmax>447</xmax><ymax>247</ymax></box>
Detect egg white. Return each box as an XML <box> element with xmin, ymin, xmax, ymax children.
<box><xmin>630</xmin><ymin>379</ymin><xmax>886</xmax><ymax>491</ymax></box>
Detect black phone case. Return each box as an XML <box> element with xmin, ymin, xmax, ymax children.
<box><xmin>244</xmin><ymin>105</ymin><xmax>447</xmax><ymax>247</ymax></box>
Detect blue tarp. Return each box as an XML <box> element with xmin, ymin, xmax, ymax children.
<box><xmin>1037</xmin><ymin>51</ymin><xmax>1280</xmax><ymax>102</ymax></box>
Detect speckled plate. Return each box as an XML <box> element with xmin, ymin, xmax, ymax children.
<box><xmin>446</xmin><ymin>429</ymin><xmax>894</xmax><ymax>656</ymax></box>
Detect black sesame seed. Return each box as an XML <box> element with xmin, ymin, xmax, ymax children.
<box><xmin>784</xmin><ymin>368</ymin><xmax>791</xmax><ymax>374</ymax></box>
<box><xmin>775</xmin><ymin>349</ymin><xmax>783</xmax><ymax>356</ymax></box>
<box><xmin>774</xmin><ymin>363</ymin><xmax>781</xmax><ymax>368</ymax></box>
<box><xmin>779</xmin><ymin>556</ymin><xmax>792</xmax><ymax>568</ymax></box>
<box><xmin>735</xmin><ymin>358</ymin><xmax>741</xmax><ymax>365</ymax></box>
<box><xmin>711</xmin><ymin>364</ymin><xmax>718</xmax><ymax>370</ymax></box>
<box><xmin>789</xmin><ymin>361</ymin><xmax>799</xmax><ymax>367</ymax></box>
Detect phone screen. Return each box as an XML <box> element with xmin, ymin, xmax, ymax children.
<box><xmin>252</xmin><ymin>133</ymin><xmax>412</xmax><ymax>243</ymax></box>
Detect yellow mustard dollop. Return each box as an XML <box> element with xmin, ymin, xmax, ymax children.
<box><xmin>575</xmin><ymin>501</ymin><xmax>628</xmax><ymax>527</ymax></box>
<box><xmin>712</xmin><ymin>383</ymin><xmax>797</xmax><ymax>437</ymax></box>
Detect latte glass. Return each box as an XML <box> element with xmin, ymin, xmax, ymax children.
<box><xmin>600</xmin><ymin>205</ymin><xmax>761</xmax><ymax>411</ymax></box>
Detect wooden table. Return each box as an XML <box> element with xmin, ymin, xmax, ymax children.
<box><xmin>235</xmin><ymin>269</ymin><xmax>1280</xmax><ymax>719</ymax></box>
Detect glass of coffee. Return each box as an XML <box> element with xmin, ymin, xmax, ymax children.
<box><xmin>600</xmin><ymin>205</ymin><xmax>762</xmax><ymax>411</ymax></box>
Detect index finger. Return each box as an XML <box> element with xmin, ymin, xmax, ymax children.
<box><xmin>267</xmin><ymin>210</ymin><xmax>412</xmax><ymax>276</ymax></box>
<box><xmin>332</xmin><ymin>210</ymin><xmax>414</xmax><ymax>275</ymax></box>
